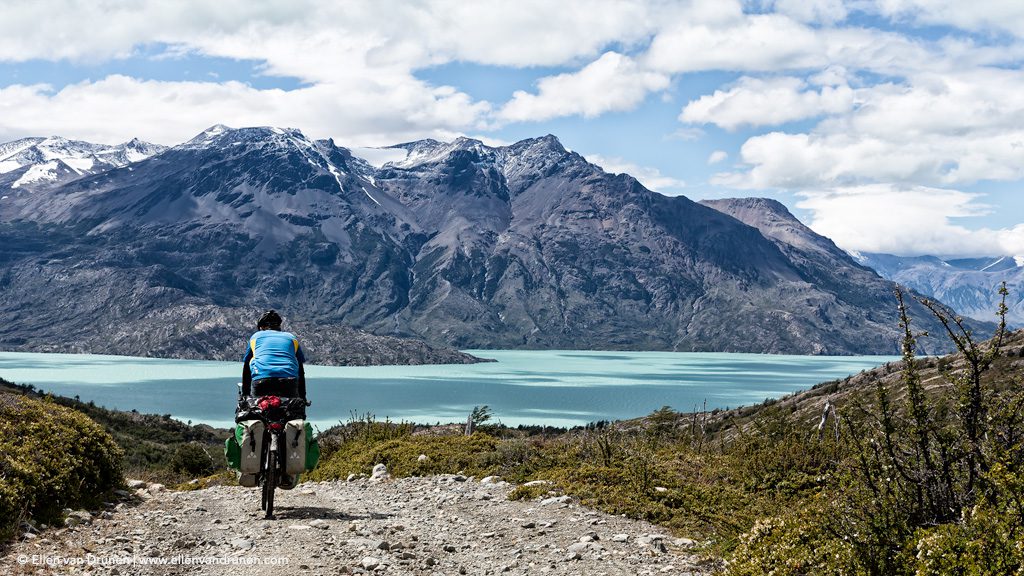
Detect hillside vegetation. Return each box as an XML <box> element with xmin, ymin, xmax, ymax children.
<box><xmin>0</xmin><ymin>389</ymin><xmax>123</xmax><ymax>543</ymax></box>
<box><xmin>311</xmin><ymin>290</ymin><xmax>1024</xmax><ymax>574</ymax></box>
<box><xmin>0</xmin><ymin>379</ymin><xmax>231</xmax><ymax>485</ymax></box>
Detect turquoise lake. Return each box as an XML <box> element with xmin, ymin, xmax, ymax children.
<box><xmin>0</xmin><ymin>350</ymin><xmax>897</xmax><ymax>429</ymax></box>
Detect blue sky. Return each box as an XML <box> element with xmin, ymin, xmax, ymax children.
<box><xmin>2</xmin><ymin>0</ymin><xmax>1024</xmax><ymax>258</ymax></box>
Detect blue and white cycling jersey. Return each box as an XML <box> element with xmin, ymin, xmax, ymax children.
<box><xmin>243</xmin><ymin>330</ymin><xmax>305</xmax><ymax>379</ymax></box>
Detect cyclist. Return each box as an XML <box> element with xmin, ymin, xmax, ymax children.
<box><xmin>242</xmin><ymin>310</ymin><xmax>307</xmax><ymax>402</ymax></box>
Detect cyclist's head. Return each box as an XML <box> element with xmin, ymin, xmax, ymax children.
<box><xmin>257</xmin><ymin>310</ymin><xmax>283</xmax><ymax>331</ymax></box>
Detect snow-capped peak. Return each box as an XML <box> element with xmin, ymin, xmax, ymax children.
<box><xmin>0</xmin><ymin>134</ymin><xmax>166</xmax><ymax>189</ymax></box>
<box><xmin>183</xmin><ymin>124</ymin><xmax>235</xmax><ymax>148</ymax></box>
<box><xmin>384</xmin><ymin>137</ymin><xmax>492</xmax><ymax>170</ymax></box>
<box><xmin>180</xmin><ymin>125</ymin><xmax>319</xmax><ymax>151</ymax></box>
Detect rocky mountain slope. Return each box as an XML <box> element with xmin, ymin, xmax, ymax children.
<box><xmin>0</xmin><ymin>126</ymin><xmax>973</xmax><ymax>358</ymax></box>
<box><xmin>1</xmin><ymin>476</ymin><xmax>710</xmax><ymax>575</ymax></box>
<box><xmin>854</xmin><ymin>252</ymin><xmax>1024</xmax><ymax>327</ymax></box>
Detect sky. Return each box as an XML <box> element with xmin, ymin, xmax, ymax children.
<box><xmin>2</xmin><ymin>0</ymin><xmax>1024</xmax><ymax>258</ymax></box>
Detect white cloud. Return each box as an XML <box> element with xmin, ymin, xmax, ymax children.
<box><xmin>0</xmin><ymin>76</ymin><xmax>490</xmax><ymax>146</ymax></box>
<box><xmin>771</xmin><ymin>0</ymin><xmax>848</xmax><ymax>25</ymax></box>
<box><xmin>708</xmin><ymin>150</ymin><xmax>728</xmax><ymax>164</ymax></box>
<box><xmin>0</xmin><ymin>0</ymin><xmax>659</xmax><ymax>71</ymax></box>
<box><xmin>665</xmin><ymin>127</ymin><xmax>706</xmax><ymax>141</ymax></box>
<box><xmin>715</xmin><ymin>68</ymin><xmax>1024</xmax><ymax>190</ymax></box>
<box><xmin>498</xmin><ymin>52</ymin><xmax>670</xmax><ymax>123</ymax></box>
<box><xmin>870</xmin><ymin>0</ymin><xmax>1024</xmax><ymax>38</ymax></box>
<box><xmin>585</xmin><ymin>154</ymin><xmax>686</xmax><ymax>193</ymax></box>
<box><xmin>644</xmin><ymin>12</ymin><xmax>825</xmax><ymax>73</ymax></box>
<box><xmin>798</xmin><ymin>184</ymin><xmax>1024</xmax><ymax>257</ymax></box>
<box><xmin>643</xmin><ymin>7</ymin><xmax>935</xmax><ymax>78</ymax></box>
<box><xmin>679</xmin><ymin>76</ymin><xmax>855</xmax><ymax>130</ymax></box>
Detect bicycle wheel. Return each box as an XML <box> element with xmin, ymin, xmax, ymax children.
<box><xmin>264</xmin><ymin>450</ymin><xmax>277</xmax><ymax>519</ymax></box>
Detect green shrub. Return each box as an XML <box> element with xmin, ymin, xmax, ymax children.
<box><xmin>727</xmin><ymin>495</ymin><xmax>862</xmax><ymax>576</ymax></box>
<box><xmin>0</xmin><ymin>393</ymin><xmax>123</xmax><ymax>542</ymax></box>
<box><xmin>169</xmin><ymin>442</ymin><xmax>216</xmax><ymax>477</ymax></box>
<box><xmin>310</xmin><ymin>432</ymin><xmax>501</xmax><ymax>481</ymax></box>
<box><xmin>912</xmin><ymin>463</ymin><xmax>1024</xmax><ymax>575</ymax></box>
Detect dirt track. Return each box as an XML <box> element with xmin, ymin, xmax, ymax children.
<box><xmin>3</xmin><ymin>475</ymin><xmax>714</xmax><ymax>575</ymax></box>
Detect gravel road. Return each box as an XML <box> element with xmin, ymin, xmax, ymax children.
<box><xmin>2</xmin><ymin>475</ymin><xmax>714</xmax><ymax>576</ymax></box>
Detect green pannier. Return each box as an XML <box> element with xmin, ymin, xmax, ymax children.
<box><xmin>224</xmin><ymin>423</ymin><xmax>243</xmax><ymax>470</ymax></box>
<box><xmin>226</xmin><ymin>421</ymin><xmax>318</xmax><ymax>472</ymax></box>
<box><xmin>305</xmin><ymin>422</ymin><xmax>320</xmax><ymax>471</ymax></box>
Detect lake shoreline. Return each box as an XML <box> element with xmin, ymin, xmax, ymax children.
<box><xmin>0</xmin><ymin>349</ymin><xmax>898</xmax><ymax>429</ymax></box>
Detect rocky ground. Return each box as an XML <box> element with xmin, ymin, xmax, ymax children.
<box><xmin>2</xmin><ymin>475</ymin><xmax>715</xmax><ymax>576</ymax></box>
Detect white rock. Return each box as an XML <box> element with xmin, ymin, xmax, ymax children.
<box><xmin>611</xmin><ymin>534</ymin><xmax>629</xmax><ymax>542</ymax></box>
<box><xmin>147</xmin><ymin>483</ymin><xmax>166</xmax><ymax>493</ymax></box>
<box><xmin>126</xmin><ymin>479</ymin><xmax>147</xmax><ymax>489</ymax></box>
<box><xmin>636</xmin><ymin>535</ymin><xmax>667</xmax><ymax>553</ymax></box>
<box><xmin>654</xmin><ymin>486</ymin><xmax>668</xmax><ymax>493</ymax></box>
<box><xmin>370</xmin><ymin>463</ymin><xmax>390</xmax><ymax>481</ymax></box>
<box><xmin>522</xmin><ymin>480</ymin><xmax>551</xmax><ymax>487</ymax></box>
<box><xmin>540</xmin><ymin>495</ymin><xmax>571</xmax><ymax>506</ymax></box>
<box><xmin>567</xmin><ymin>542</ymin><xmax>590</xmax><ymax>554</ymax></box>
<box><xmin>361</xmin><ymin>557</ymin><xmax>381</xmax><ymax>570</ymax></box>
<box><xmin>480</xmin><ymin>475</ymin><xmax>501</xmax><ymax>484</ymax></box>
<box><xmin>417</xmin><ymin>454</ymin><xmax>428</xmax><ymax>462</ymax></box>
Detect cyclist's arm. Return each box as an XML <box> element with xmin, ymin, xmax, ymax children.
<box><xmin>295</xmin><ymin>341</ymin><xmax>307</xmax><ymax>401</ymax></box>
<box><xmin>242</xmin><ymin>346</ymin><xmax>253</xmax><ymax>396</ymax></box>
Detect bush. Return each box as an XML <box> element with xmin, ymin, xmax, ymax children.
<box><xmin>727</xmin><ymin>495</ymin><xmax>862</xmax><ymax>576</ymax></box>
<box><xmin>309</xmin><ymin>431</ymin><xmax>501</xmax><ymax>481</ymax></box>
<box><xmin>169</xmin><ymin>442</ymin><xmax>216</xmax><ymax>477</ymax></box>
<box><xmin>911</xmin><ymin>462</ymin><xmax>1024</xmax><ymax>575</ymax></box>
<box><xmin>0</xmin><ymin>393</ymin><xmax>123</xmax><ymax>542</ymax></box>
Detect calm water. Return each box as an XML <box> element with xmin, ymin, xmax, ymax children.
<box><xmin>0</xmin><ymin>350</ymin><xmax>896</xmax><ymax>429</ymax></box>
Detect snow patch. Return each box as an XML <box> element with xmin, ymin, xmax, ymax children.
<box><xmin>0</xmin><ymin>160</ymin><xmax>20</xmax><ymax>174</ymax></box>
<box><xmin>62</xmin><ymin>156</ymin><xmax>95</xmax><ymax>173</ymax></box>
<box><xmin>12</xmin><ymin>161</ymin><xmax>58</xmax><ymax>188</ymax></box>
<box><xmin>327</xmin><ymin>164</ymin><xmax>345</xmax><ymax>192</ymax></box>
<box><xmin>123</xmin><ymin>149</ymin><xmax>149</xmax><ymax>163</ymax></box>
<box><xmin>362</xmin><ymin>186</ymin><xmax>381</xmax><ymax>207</ymax></box>
<box><xmin>981</xmin><ymin>256</ymin><xmax>1007</xmax><ymax>272</ymax></box>
<box><xmin>1015</xmin><ymin>256</ymin><xmax>1024</xmax><ymax>268</ymax></box>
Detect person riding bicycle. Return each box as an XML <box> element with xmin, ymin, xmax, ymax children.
<box><xmin>242</xmin><ymin>310</ymin><xmax>307</xmax><ymax>402</ymax></box>
<box><xmin>241</xmin><ymin>310</ymin><xmax>308</xmax><ymax>490</ymax></box>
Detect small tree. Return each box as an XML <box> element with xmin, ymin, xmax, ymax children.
<box><xmin>838</xmin><ymin>283</ymin><xmax>1013</xmax><ymax>574</ymax></box>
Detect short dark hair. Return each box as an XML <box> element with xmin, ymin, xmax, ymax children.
<box><xmin>257</xmin><ymin>310</ymin><xmax>283</xmax><ymax>330</ymax></box>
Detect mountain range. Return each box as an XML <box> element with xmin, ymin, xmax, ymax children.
<box><xmin>0</xmin><ymin>125</ymin><xmax>976</xmax><ymax>362</ymax></box>
<box><xmin>853</xmin><ymin>252</ymin><xmax>1023</xmax><ymax>328</ymax></box>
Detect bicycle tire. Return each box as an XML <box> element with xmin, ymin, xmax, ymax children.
<box><xmin>264</xmin><ymin>450</ymin><xmax>277</xmax><ymax>519</ymax></box>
